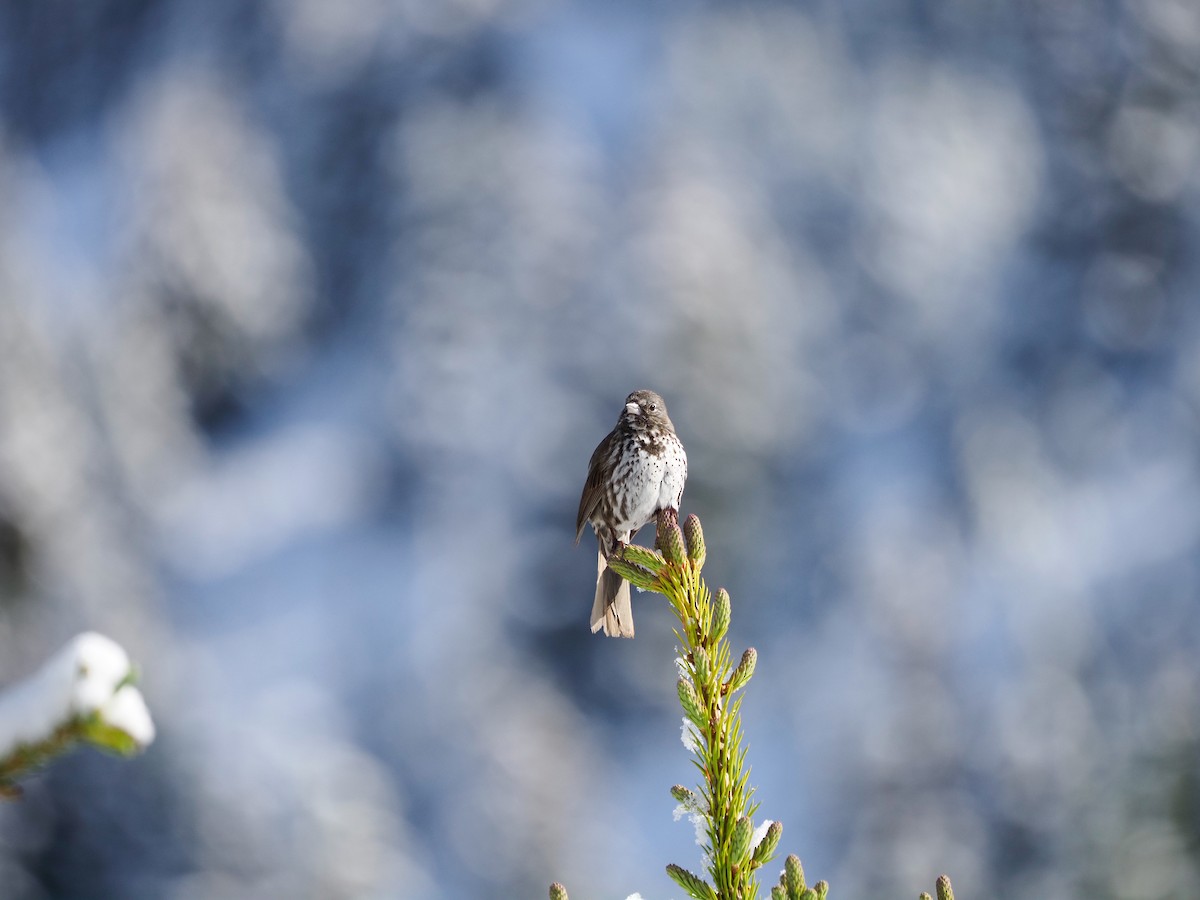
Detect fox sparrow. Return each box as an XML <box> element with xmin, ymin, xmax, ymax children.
<box><xmin>576</xmin><ymin>389</ymin><xmax>688</xmax><ymax>637</ymax></box>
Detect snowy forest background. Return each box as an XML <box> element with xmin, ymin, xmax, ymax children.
<box><xmin>0</xmin><ymin>1</ymin><xmax>1198</xmax><ymax>898</ymax></box>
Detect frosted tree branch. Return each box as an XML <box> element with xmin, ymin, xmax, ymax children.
<box><xmin>0</xmin><ymin>632</ymin><xmax>154</xmax><ymax>796</ymax></box>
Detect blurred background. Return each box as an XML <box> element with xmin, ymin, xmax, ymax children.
<box><xmin>0</xmin><ymin>0</ymin><xmax>1198</xmax><ymax>898</ymax></box>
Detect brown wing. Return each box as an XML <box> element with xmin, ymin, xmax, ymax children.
<box><xmin>575</xmin><ymin>429</ymin><xmax>615</xmax><ymax>543</ymax></box>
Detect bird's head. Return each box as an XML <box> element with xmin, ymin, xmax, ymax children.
<box><xmin>622</xmin><ymin>389</ymin><xmax>674</xmax><ymax>431</ymax></box>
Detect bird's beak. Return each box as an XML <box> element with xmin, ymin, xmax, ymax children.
<box><xmin>625</xmin><ymin>402</ymin><xmax>640</xmax><ymax>416</ymax></box>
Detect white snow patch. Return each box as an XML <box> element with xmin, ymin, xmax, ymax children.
<box><xmin>0</xmin><ymin>632</ymin><xmax>155</xmax><ymax>755</ymax></box>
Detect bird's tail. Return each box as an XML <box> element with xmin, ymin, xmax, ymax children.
<box><xmin>591</xmin><ymin>541</ymin><xmax>634</xmax><ymax>638</ymax></box>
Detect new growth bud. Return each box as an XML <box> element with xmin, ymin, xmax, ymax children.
<box><xmin>730</xmin><ymin>815</ymin><xmax>754</xmax><ymax>863</ymax></box>
<box><xmin>785</xmin><ymin>855</ymin><xmax>806</xmax><ymax>897</ymax></box>
<box><xmin>670</xmin><ymin>783</ymin><xmax>696</xmax><ymax>804</ymax></box>
<box><xmin>683</xmin><ymin>514</ymin><xmax>706</xmax><ymax>566</ymax></box>
<box><xmin>659</xmin><ymin>518</ymin><xmax>687</xmax><ymax>565</ymax></box>
<box><xmin>677</xmin><ymin>678</ymin><xmax>706</xmax><ymax>728</ymax></box>
<box><xmin>936</xmin><ymin>875</ymin><xmax>955</xmax><ymax>900</ymax></box>
<box><xmin>752</xmin><ymin>820</ymin><xmax>783</xmax><ymax>866</ymax></box>
<box><xmin>694</xmin><ymin>646</ymin><xmax>711</xmax><ymax>685</ymax></box>
<box><xmin>711</xmin><ymin>588</ymin><xmax>731</xmax><ymax>643</ymax></box>
<box><xmin>729</xmin><ymin>647</ymin><xmax>757</xmax><ymax>692</ymax></box>
<box><xmin>548</xmin><ymin>882</ymin><xmax>569</xmax><ymax>900</ymax></box>
<box><xmin>671</xmin><ymin>783</ymin><xmax>705</xmax><ymax>815</ymax></box>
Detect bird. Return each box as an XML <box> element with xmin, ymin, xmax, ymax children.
<box><xmin>576</xmin><ymin>389</ymin><xmax>688</xmax><ymax>637</ymax></box>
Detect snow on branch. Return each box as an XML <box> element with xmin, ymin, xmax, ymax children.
<box><xmin>0</xmin><ymin>632</ymin><xmax>154</xmax><ymax>796</ymax></box>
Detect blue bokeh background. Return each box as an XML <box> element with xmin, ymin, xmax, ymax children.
<box><xmin>0</xmin><ymin>1</ymin><xmax>1197</xmax><ymax>898</ymax></box>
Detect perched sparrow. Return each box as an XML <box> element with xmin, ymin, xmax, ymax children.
<box><xmin>576</xmin><ymin>389</ymin><xmax>688</xmax><ymax>637</ymax></box>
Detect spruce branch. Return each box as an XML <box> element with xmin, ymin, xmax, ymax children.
<box><xmin>550</xmin><ymin>510</ymin><xmax>951</xmax><ymax>900</ymax></box>
<box><xmin>644</xmin><ymin>511</ymin><xmax>815</xmax><ymax>900</ymax></box>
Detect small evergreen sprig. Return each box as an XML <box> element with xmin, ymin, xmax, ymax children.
<box><xmin>606</xmin><ymin>510</ymin><xmax>815</xmax><ymax>900</ymax></box>
<box><xmin>549</xmin><ymin>513</ymin><xmax>951</xmax><ymax>900</ymax></box>
<box><xmin>0</xmin><ymin>632</ymin><xmax>154</xmax><ymax>798</ymax></box>
<box><xmin>768</xmin><ymin>854</ymin><xmax>828</xmax><ymax>900</ymax></box>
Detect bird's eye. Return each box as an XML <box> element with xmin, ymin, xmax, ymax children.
<box><xmin>647</xmin><ymin>403</ymin><xmax>657</xmax><ymax>411</ymax></box>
